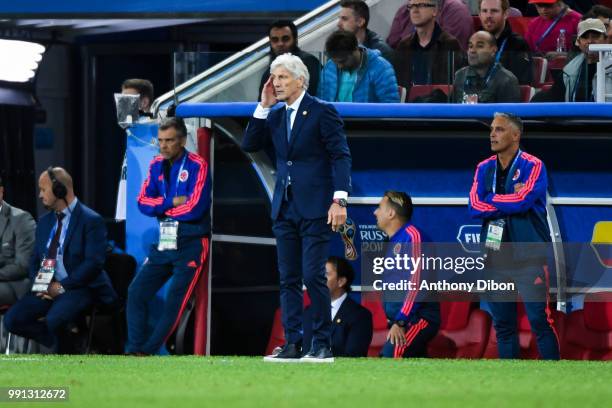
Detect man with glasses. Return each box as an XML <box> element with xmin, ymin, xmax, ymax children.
<box><xmin>318</xmin><ymin>30</ymin><xmax>399</xmax><ymax>103</ymax></box>
<box><xmin>374</xmin><ymin>191</ymin><xmax>440</xmax><ymax>358</ymax></box>
<box><xmin>393</xmin><ymin>0</ymin><xmax>462</xmax><ymax>92</ymax></box>
<box><xmin>525</xmin><ymin>0</ymin><xmax>582</xmax><ymax>55</ymax></box>
<box><xmin>468</xmin><ymin>113</ymin><xmax>559</xmax><ymax>360</ymax></box>
<box><xmin>452</xmin><ymin>31</ymin><xmax>521</xmax><ymax>103</ymax></box>
<box><xmin>387</xmin><ymin>0</ymin><xmax>473</xmax><ymax>51</ymax></box>
<box><xmin>479</xmin><ymin>0</ymin><xmax>533</xmax><ymax>84</ymax></box>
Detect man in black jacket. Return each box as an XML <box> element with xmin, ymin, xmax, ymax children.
<box><xmin>303</xmin><ymin>256</ymin><xmax>373</xmax><ymax>357</ymax></box>
<box><xmin>258</xmin><ymin>20</ymin><xmax>321</xmax><ymax>97</ymax></box>
<box><xmin>479</xmin><ymin>0</ymin><xmax>533</xmax><ymax>84</ymax></box>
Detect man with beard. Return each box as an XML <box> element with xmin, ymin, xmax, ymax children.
<box><xmin>479</xmin><ymin>0</ymin><xmax>533</xmax><ymax>84</ymax></box>
<box><xmin>337</xmin><ymin>0</ymin><xmax>392</xmax><ymax>60</ymax></box>
<box><xmin>258</xmin><ymin>20</ymin><xmax>321</xmax><ymax>97</ymax></box>
<box><xmin>452</xmin><ymin>31</ymin><xmax>520</xmax><ymax>103</ymax></box>
<box><xmin>4</xmin><ymin>168</ymin><xmax>116</xmax><ymax>353</ymax></box>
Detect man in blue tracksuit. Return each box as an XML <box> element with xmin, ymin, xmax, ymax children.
<box><xmin>126</xmin><ymin>117</ymin><xmax>211</xmax><ymax>355</ymax></box>
<box><xmin>375</xmin><ymin>191</ymin><xmax>440</xmax><ymax>358</ymax></box>
<box><xmin>318</xmin><ymin>30</ymin><xmax>399</xmax><ymax>103</ymax></box>
<box><xmin>469</xmin><ymin>112</ymin><xmax>559</xmax><ymax>360</ymax></box>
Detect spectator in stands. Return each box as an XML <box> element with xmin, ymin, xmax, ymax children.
<box><xmin>374</xmin><ymin>191</ymin><xmax>440</xmax><ymax>358</ymax></box>
<box><xmin>525</xmin><ymin>0</ymin><xmax>582</xmax><ymax>55</ymax></box>
<box><xmin>121</xmin><ymin>78</ymin><xmax>154</xmax><ymax>116</ymax></box>
<box><xmin>0</xmin><ymin>176</ymin><xmax>36</xmax><ymax>305</ymax></box>
<box><xmin>393</xmin><ymin>0</ymin><xmax>462</xmax><ymax>91</ymax></box>
<box><xmin>387</xmin><ymin>0</ymin><xmax>474</xmax><ymax>51</ymax></box>
<box><xmin>531</xmin><ymin>18</ymin><xmax>608</xmax><ymax>101</ymax></box>
<box><xmin>452</xmin><ymin>31</ymin><xmax>521</xmax><ymax>103</ymax></box>
<box><xmin>4</xmin><ymin>168</ymin><xmax>116</xmax><ymax>353</ymax></box>
<box><xmin>469</xmin><ymin>112</ymin><xmax>560</xmax><ymax>360</ymax></box>
<box><xmin>479</xmin><ymin>0</ymin><xmax>533</xmax><ymax>84</ymax></box>
<box><xmin>127</xmin><ymin>117</ymin><xmax>211</xmax><ymax>355</ymax></box>
<box><xmin>582</xmin><ymin>4</ymin><xmax>612</xmax><ymax>39</ymax></box>
<box><xmin>318</xmin><ymin>30</ymin><xmax>400</xmax><ymax>103</ymax></box>
<box><xmin>259</xmin><ymin>20</ymin><xmax>321</xmax><ymax>97</ymax></box>
<box><xmin>337</xmin><ymin>0</ymin><xmax>393</xmax><ymax>60</ymax></box>
<box><xmin>302</xmin><ymin>256</ymin><xmax>373</xmax><ymax>357</ymax></box>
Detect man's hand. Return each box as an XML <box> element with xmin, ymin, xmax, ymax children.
<box><xmin>387</xmin><ymin>323</ymin><xmax>406</xmax><ymax>346</ymax></box>
<box><xmin>261</xmin><ymin>76</ymin><xmax>277</xmax><ymax>108</ymax></box>
<box><xmin>173</xmin><ymin>196</ymin><xmax>187</xmax><ymax>207</ymax></box>
<box><xmin>514</xmin><ymin>183</ymin><xmax>525</xmax><ymax>193</ymax></box>
<box><xmin>327</xmin><ymin>203</ymin><xmax>347</xmax><ymax>232</ymax></box>
<box><xmin>36</xmin><ymin>282</ymin><xmax>64</xmax><ymax>301</ymax></box>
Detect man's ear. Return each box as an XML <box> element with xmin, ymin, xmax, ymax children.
<box><xmin>338</xmin><ymin>276</ymin><xmax>348</xmax><ymax>290</ymax></box>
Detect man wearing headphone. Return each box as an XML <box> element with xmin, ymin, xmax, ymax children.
<box><xmin>4</xmin><ymin>167</ymin><xmax>116</xmax><ymax>353</ymax></box>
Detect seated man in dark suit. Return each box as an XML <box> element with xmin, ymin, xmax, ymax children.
<box><xmin>303</xmin><ymin>256</ymin><xmax>373</xmax><ymax>357</ymax></box>
<box><xmin>4</xmin><ymin>167</ymin><xmax>117</xmax><ymax>352</ymax></box>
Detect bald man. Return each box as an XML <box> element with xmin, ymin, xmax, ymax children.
<box><xmin>4</xmin><ymin>167</ymin><xmax>116</xmax><ymax>353</ymax></box>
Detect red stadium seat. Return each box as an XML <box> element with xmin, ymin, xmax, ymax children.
<box><xmin>427</xmin><ymin>299</ymin><xmax>492</xmax><ymax>359</ymax></box>
<box><xmin>520</xmin><ymin>85</ymin><xmax>535</xmax><ymax>102</ymax></box>
<box><xmin>408</xmin><ymin>84</ymin><xmax>453</xmax><ymax>102</ymax></box>
<box><xmin>562</xmin><ymin>293</ymin><xmax>612</xmax><ymax>360</ymax></box>
<box><xmin>483</xmin><ymin>302</ymin><xmax>565</xmax><ymax>359</ymax></box>
<box><xmin>532</xmin><ymin>57</ymin><xmax>548</xmax><ymax>88</ymax></box>
<box><xmin>507</xmin><ymin>17</ymin><xmax>534</xmax><ymax>38</ymax></box>
<box><xmin>546</xmin><ymin>55</ymin><xmax>567</xmax><ymax>83</ymax></box>
<box><xmin>361</xmin><ymin>292</ymin><xmax>389</xmax><ymax>357</ymax></box>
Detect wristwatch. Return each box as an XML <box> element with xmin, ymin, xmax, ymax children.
<box><xmin>394</xmin><ymin>320</ymin><xmax>407</xmax><ymax>328</ymax></box>
<box><xmin>333</xmin><ymin>198</ymin><xmax>348</xmax><ymax>208</ymax></box>
<box><xmin>56</xmin><ymin>284</ymin><xmax>66</xmax><ymax>295</ymax></box>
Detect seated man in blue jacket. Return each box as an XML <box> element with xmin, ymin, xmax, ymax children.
<box><xmin>318</xmin><ymin>30</ymin><xmax>400</xmax><ymax>103</ymax></box>
<box><xmin>4</xmin><ymin>167</ymin><xmax>117</xmax><ymax>352</ymax></box>
<box><xmin>303</xmin><ymin>256</ymin><xmax>373</xmax><ymax>357</ymax></box>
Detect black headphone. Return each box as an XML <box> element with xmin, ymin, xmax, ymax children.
<box><xmin>47</xmin><ymin>167</ymin><xmax>67</xmax><ymax>200</ymax></box>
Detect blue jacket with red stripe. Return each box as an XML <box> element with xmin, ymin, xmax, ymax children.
<box><xmin>469</xmin><ymin>151</ymin><xmax>551</xmax><ymax>263</ymax></box>
<box><xmin>384</xmin><ymin>222</ymin><xmax>440</xmax><ymax>326</ymax></box>
<box><xmin>137</xmin><ymin>150</ymin><xmax>211</xmax><ymax>238</ymax></box>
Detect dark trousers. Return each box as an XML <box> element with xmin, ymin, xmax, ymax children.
<box><xmin>487</xmin><ymin>265</ymin><xmax>560</xmax><ymax>360</ymax></box>
<box><xmin>381</xmin><ymin>318</ymin><xmax>438</xmax><ymax>358</ymax></box>
<box><xmin>272</xmin><ymin>198</ymin><xmax>332</xmax><ymax>352</ymax></box>
<box><xmin>3</xmin><ymin>289</ymin><xmax>94</xmax><ymax>349</ymax></box>
<box><xmin>126</xmin><ymin>237</ymin><xmax>208</xmax><ymax>354</ymax></box>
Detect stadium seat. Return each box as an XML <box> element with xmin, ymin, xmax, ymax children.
<box><xmin>361</xmin><ymin>292</ymin><xmax>389</xmax><ymax>357</ymax></box>
<box><xmin>562</xmin><ymin>293</ymin><xmax>612</xmax><ymax>360</ymax></box>
<box><xmin>532</xmin><ymin>57</ymin><xmax>548</xmax><ymax>88</ymax></box>
<box><xmin>520</xmin><ymin>85</ymin><xmax>535</xmax><ymax>102</ymax></box>
<box><xmin>408</xmin><ymin>84</ymin><xmax>453</xmax><ymax>102</ymax></box>
<box><xmin>507</xmin><ymin>17</ymin><xmax>534</xmax><ymax>38</ymax></box>
<box><xmin>483</xmin><ymin>302</ymin><xmax>565</xmax><ymax>359</ymax></box>
<box><xmin>86</xmin><ymin>252</ymin><xmax>137</xmax><ymax>354</ymax></box>
<box><xmin>546</xmin><ymin>55</ymin><xmax>567</xmax><ymax>83</ymax></box>
<box><xmin>427</xmin><ymin>300</ymin><xmax>491</xmax><ymax>359</ymax></box>
<box><xmin>398</xmin><ymin>86</ymin><xmax>407</xmax><ymax>103</ymax></box>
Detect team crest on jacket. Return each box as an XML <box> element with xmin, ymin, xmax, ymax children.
<box><xmin>512</xmin><ymin>169</ymin><xmax>521</xmax><ymax>181</ymax></box>
<box><xmin>179</xmin><ymin>170</ymin><xmax>189</xmax><ymax>182</ymax></box>
<box><xmin>393</xmin><ymin>243</ymin><xmax>402</xmax><ymax>256</ymax></box>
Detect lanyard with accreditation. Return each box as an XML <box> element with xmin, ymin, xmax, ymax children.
<box><xmin>158</xmin><ymin>154</ymin><xmax>187</xmax><ymax>251</ymax></box>
<box><xmin>485</xmin><ymin>150</ymin><xmax>521</xmax><ymax>251</ymax></box>
<box><xmin>32</xmin><ymin>220</ymin><xmax>66</xmax><ymax>292</ymax></box>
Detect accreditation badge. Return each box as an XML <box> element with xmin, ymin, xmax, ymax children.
<box><xmin>485</xmin><ymin>219</ymin><xmax>505</xmax><ymax>252</ymax></box>
<box><xmin>32</xmin><ymin>259</ymin><xmax>56</xmax><ymax>292</ymax></box>
<box><xmin>158</xmin><ymin>219</ymin><xmax>179</xmax><ymax>251</ymax></box>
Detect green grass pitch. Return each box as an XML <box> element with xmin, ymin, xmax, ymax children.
<box><xmin>1</xmin><ymin>356</ymin><xmax>610</xmax><ymax>407</ymax></box>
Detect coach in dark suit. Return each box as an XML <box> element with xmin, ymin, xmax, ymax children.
<box><xmin>242</xmin><ymin>53</ymin><xmax>352</xmax><ymax>362</ymax></box>
<box><xmin>0</xmin><ymin>176</ymin><xmax>36</xmax><ymax>304</ymax></box>
<box><xmin>303</xmin><ymin>256</ymin><xmax>372</xmax><ymax>357</ymax></box>
<box><xmin>4</xmin><ymin>167</ymin><xmax>116</xmax><ymax>351</ymax></box>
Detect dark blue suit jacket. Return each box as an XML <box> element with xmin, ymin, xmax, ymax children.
<box><xmin>303</xmin><ymin>296</ymin><xmax>373</xmax><ymax>357</ymax></box>
<box><xmin>242</xmin><ymin>93</ymin><xmax>352</xmax><ymax>220</ymax></box>
<box><xmin>29</xmin><ymin>201</ymin><xmax>117</xmax><ymax>305</ymax></box>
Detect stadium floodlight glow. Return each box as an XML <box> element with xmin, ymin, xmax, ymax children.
<box><xmin>0</xmin><ymin>39</ymin><xmax>45</xmax><ymax>83</ymax></box>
